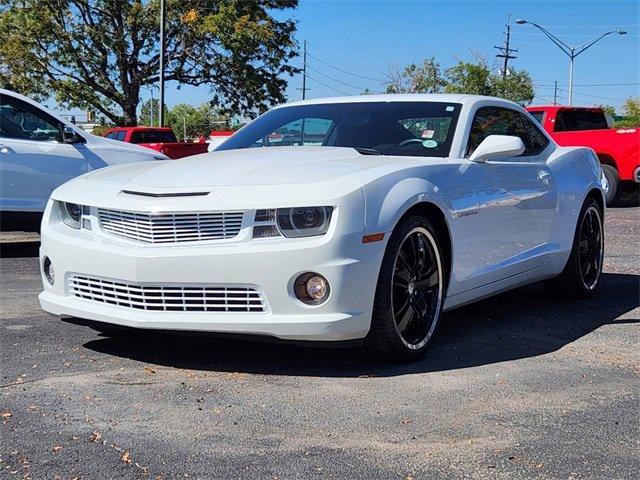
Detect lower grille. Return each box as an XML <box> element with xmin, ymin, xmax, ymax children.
<box><xmin>68</xmin><ymin>275</ymin><xmax>266</xmax><ymax>312</ymax></box>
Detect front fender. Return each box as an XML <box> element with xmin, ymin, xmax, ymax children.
<box><xmin>363</xmin><ymin>176</ymin><xmax>454</xmax><ymax>235</ymax></box>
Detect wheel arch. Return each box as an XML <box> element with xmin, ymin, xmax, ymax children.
<box><xmin>585</xmin><ymin>187</ymin><xmax>605</xmax><ymax>216</ymax></box>
<box><xmin>596</xmin><ymin>152</ymin><xmax>618</xmax><ymax>170</ymax></box>
<box><xmin>393</xmin><ymin>201</ymin><xmax>453</xmax><ymax>292</ymax></box>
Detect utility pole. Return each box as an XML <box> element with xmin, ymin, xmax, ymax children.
<box><xmin>297</xmin><ymin>40</ymin><xmax>309</xmax><ymax>100</ymax></box>
<box><xmin>159</xmin><ymin>0</ymin><xmax>166</xmax><ymax>126</ymax></box>
<box><xmin>494</xmin><ymin>15</ymin><xmax>518</xmax><ymax>78</ymax></box>
<box><xmin>553</xmin><ymin>81</ymin><xmax>558</xmax><ymax>105</ymax></box>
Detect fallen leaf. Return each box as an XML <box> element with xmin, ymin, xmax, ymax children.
<box><xmin>1</xmin><ymin>411</ymin><xmax>11</xmax><ymax>420</ymax></box>
<box><xmin>52</xmin><ymin>445</ymin><xmax>63</xmax><ymax>453</ymax></box>
<box><xmin>145</xmin><ymin>367</ymin><xmax>156</xmax><ymax>375</ymax></box>
<box><xmin>89</xmin><ymin>431</ymin><xmax>102</xmax><ymax>443</ymax></box>
<box><xmin>121</xmin><ymin>451</ymin><xmax>132</xmax><ymax>464</ymax></box>
<box><xmin>401</xmin><ymin>418</ymin><xmax>413</xmax><ymax>424</ymax></box>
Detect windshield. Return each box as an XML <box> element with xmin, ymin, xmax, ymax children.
<box><xmin>217</xmin><ymin>102</ymin><xmax>462</xmax><ymax>157</ymax></box>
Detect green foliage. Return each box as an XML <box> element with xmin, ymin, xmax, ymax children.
<box><xmin>386</xmin><ymin>57</ymin><xmax>534</xmax><ymax>105</ymax></box>
<box><xmin>137</xmin><ymin>100</ymin><xmax>230</xmax><ymax>140</ymax></box>
<box><xmin>386</xmin><ymin>58</ymin><xmax>446</xmax><ymax>94</ymax></box>
<box><xmin>614</xmin><ymin>97</ymin><xmax>640</xmax><ymax>127</ymax></box>
<box><xmin>599</xmin><ymin>105</ymin><xmax>617</xmax><ymax>117</ymax></box>
<box><xmin>0</xmin><ymin>0</ymin><xmax>300</xmax><ymax>125</ymax></box>
<box><xmin>166</xmin><ymin>103</ymin><xmax>229</xmax><ymax>141</ymax></box>
<box><xmin>90</xmin><ymin>124</ymin><xmax>113</xmax><ymax>137</ymax></box>
<box><xmin>603</xmin><ymin>98</ymin><xmax>640</xmax><ymax>127</ymax></box>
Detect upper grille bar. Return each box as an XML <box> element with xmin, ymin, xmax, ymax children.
<box><xmin>98</xmin><ymin>209</ymin><xmax>243</xmax><ymax>244</ymax></box>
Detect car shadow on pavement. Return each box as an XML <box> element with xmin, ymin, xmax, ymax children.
<box><xmin>81</xmin><ymin>272</ymin><xmax>639</xmax><ymax>377</ymax></box>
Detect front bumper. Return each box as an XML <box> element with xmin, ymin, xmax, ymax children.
<box><xmin>38</xmin><ymin>205</ymin><xmax>386</xmax><ymax>341</ymax></box>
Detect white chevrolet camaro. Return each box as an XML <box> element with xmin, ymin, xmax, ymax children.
<box><xmin>38</xmin><ymin>94</ymin><xmax>605</xmax><ymax>362</ymax></box>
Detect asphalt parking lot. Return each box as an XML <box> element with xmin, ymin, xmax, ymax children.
<box><xmin>1</xmin><ymin>198</ymin><xmax>638</xmax><ymax>479</ymax></box>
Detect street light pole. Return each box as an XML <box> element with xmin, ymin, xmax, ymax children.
<box><xmin>515</xmin><ymin>19</ymin><xmax>626</xmax><ymax>105</ymax></box>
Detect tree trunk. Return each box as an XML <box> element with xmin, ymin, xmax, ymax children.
<box><xmin>122</xmin><ymin>101</ymin><xmax>138</xmax><ymax>126</ymax></box>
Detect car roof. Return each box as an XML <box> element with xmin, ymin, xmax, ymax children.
<box><xmin>279</xmin><ymin>93</ymin><xmax>518</xmax><ymax>109</ymax></box>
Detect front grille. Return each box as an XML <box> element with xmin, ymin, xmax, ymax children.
<box><xmin>98</xmin><ymin>209</ymin><xmax>243</xmax><ymax>244</ymax></box>
<box><xmin>68</xmin><ymin>275</ymin><xmax>266</xmax><ymax>312</ymax></box>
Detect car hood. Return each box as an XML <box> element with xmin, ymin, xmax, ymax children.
<box><xmin>52</xmin><ymin>146</ymin><xmax>434</xmax><ymax>211</ymax></box>
<box><xmin>89</xmin><ymin>135</ymin><xmax>168</xmax><ymax>159</ymax></box>
<box><xmin>84</xmin><ymin>146</ymin><xmax>400</xmax><ymax>187</ymax></box>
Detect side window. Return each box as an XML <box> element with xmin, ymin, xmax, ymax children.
<box><xmin>467</xmin><ymin>107</ymin><xmax>547</xmax><ymax>158</ymax></box>
<box><xmin>115</xmin><ymin>132</ymin><xmax>127</xmax><ymax>141</ymax></box>
<box><xmin>0</xmin><ymin>96</ymin><xmax>62</xmax><ymax>141</ymax></box>
<box><xmin>104</xmin><ymin>132</ymin><xmax>116</xmax><ymax>139</ymax></box>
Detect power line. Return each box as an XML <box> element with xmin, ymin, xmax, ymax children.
<box><xmin>305</xmin><ymin>75</ymin><xmax>352</xmax><ymax>96</ymax></box>
<box><xmin>306</xmin><ymin>52</ymin><xmax>386</xmax><ymax>83</ymax></box>
<box><xmin>306</xmin><ymin>65</ymin><xmax>365</xmax><ymax>91</ymax></box>
<box><xmin>305</xmin><ymin>42</ymin><xmax>388</xmax><ymax>77</ymax></box>
<box><xmin>536</xmin><ymin>82</ymin><xmax>640</xmax><ymax>87</ymax></box>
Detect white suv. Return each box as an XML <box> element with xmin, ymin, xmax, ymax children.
<box><xmin>0</xmin><ymin>89</ymin><xmax>168</xmax><ymax>215</ymax></box>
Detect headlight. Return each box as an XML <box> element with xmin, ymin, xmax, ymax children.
<box><xmin>277</xmin><ymin>207</ymin><xmax>333</xmax><ymax>238</ymax></box>
<box><xmin>252</xmin><ymin>206</ymin><xmax>333</xmax><ymax>239</ymax></box>
<box><xmin>60</xmin><ymin>202</ymin><xmax>82</xmax><ymax>229</ymax></box>
<box><xmin>59</xmin><ymin>202</ymin><xmax>91</xmax><ymax>230</ymax></box>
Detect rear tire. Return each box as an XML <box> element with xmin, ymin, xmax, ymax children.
<box><xmin>601</xmin><ymin>164</ymin><xmax>620</xmax><ymax>207</ymax></box>
<box><xmin>365</xmin><ymin>215</ymin><xmax>445</xmax><ymax>362</ymax></box>
<box><xmin>544</xmin><ymin>197</ymin><xmax>604</xmax><ymax>299</ymax></box>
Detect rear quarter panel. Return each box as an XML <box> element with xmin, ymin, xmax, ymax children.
<box><xmin>546</xmin><ymin>145</ymin><xmax>604</xmax><ymax>271</ymax></box>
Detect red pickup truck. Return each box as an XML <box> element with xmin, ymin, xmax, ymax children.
<box><xmin>526</xmin><ymin>106</ymin><xmax>639</xmax><ymax>205</ymax></box>
<box><xmin>103</xmin><ymin>127</ymin><xmax>209</xmax><ymax>159</ymax></box>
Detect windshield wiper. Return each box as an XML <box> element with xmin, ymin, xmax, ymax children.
<box><xmin>353</xmin><ymin>147</ymin><xmax>382</xmax><ymax>156</ymax></box>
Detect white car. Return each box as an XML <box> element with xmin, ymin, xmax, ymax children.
<box><xmin>0</xmin><ymin>89</ymin><xmax>168</xmax><ymax>214</ymax></box>
<box><xmin>38</xmin><ymin>94</ymin><xmax>605</xmax><ymax>362</ymax></box>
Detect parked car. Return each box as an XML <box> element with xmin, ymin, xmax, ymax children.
<box><xmin>39</xmin><ymin>94</ymin><xmax>604</xmax><ymax>362</ymax></box>
<box><xmin>0</xmin><ymin>89</ymin><xmax>168</xmax><ymax>225</ymax></box>
<box><xmin>104</xmin><ymin>126</ymin><xmax>209</xmax><ymax>159</ymax></box>
<box><xmin>206</xmin><ymin>130</ymin><xmax>235</xmax><ymax>152</ymax></box>
<box><xmin>526</xmin><ymin>105</ymin><xmax>639</xmax><ymax>205</ymax></box>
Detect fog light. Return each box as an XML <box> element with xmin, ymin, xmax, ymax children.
<box><xmin>43</xmin><ymin>256</ymin><xmax>55</xmax><ymax>285</ymax></box>
<box><xmin>306</xmin><ymin>276</ymin><xmax>327</xmax><ymax>299</ymax></box>
<box><xmin>294</xmin><ymin>273</ymin><xmax>330</xmax><ymax>305</ymax></box>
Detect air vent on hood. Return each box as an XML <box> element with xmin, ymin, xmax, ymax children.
<box><xmin>121</xmin><ymin>190</ymin><xmax>210</xmax><ymax>198</ymax></box>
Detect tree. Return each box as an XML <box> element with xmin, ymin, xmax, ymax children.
<box><xmin>385</xmin><ymin>57</ymin><xmax>534</xmax><ymax>105</ymax></box>
<box><xmin>601</xmin><ymin>98</ymin><xmax>640</xmax><ymax>127</ymax></box>
<box><xmin>139</xmin><ymin>99</ymin><xmax>163</xmax><ymax>127</ymax></box>
<box><xmin>0</xmin><ymin>0</ymin><xmax>300</xmax><ymax>125</ymax></box>
<box><xmin>166</xmin><ymin>103</ymin><xmax>228</xmax><ymax>141</ymax></box>
<box><xmin>385</xmin><ymin>58</ymin><xmax>445</xmax><ymax>94</ymax></box>
<box><xmin>616</xmin><ymin>97</ymin><xmax>640</xmax><ymax>127</ymax></box>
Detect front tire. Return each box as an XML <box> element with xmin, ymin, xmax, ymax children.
<box><xmin>544</xmin><ymin>197</ymin><xmax>604</xmax><ymax>299</ymax></box>
<box><xmin>366</xmin><ymin>215</ymin><xmax>445</xmax><ymax>362</ymax></box>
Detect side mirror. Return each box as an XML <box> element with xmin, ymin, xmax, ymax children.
<box><xmin>61</xmin><ymin>125</ymin><xmax>85</xmax><ymax>144</ymax></box>
<box><xmin>469</xmin><ymin>135</ymin><xmax>525</xmax><ymax>163</ymax></box>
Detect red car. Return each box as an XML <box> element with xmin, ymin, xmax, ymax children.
<box><xmin>103</xmin><ymin>127</ymin><xmax>209</xmax><ymax>159</ymax></box>
<box><xmin>526</xmin><ymin>106</ymin><xmax>639</xmax><ymax>205</ymax></box>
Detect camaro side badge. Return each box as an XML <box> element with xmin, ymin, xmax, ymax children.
<box><xmin>454</xmin><ymin>207</ymin><xmax>479</xmax><ymax>218</ymax></box>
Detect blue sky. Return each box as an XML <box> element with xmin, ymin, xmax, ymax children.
<box><xmin>68</xmin><ymin>0</ymin><xmax>640</xmax><ymax>118</ymax></box>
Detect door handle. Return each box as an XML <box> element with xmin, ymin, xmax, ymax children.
<box><xmin>538</xmin><ymin>171</ymin><xmax>551</xmax><ymax>183</ymax></box>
